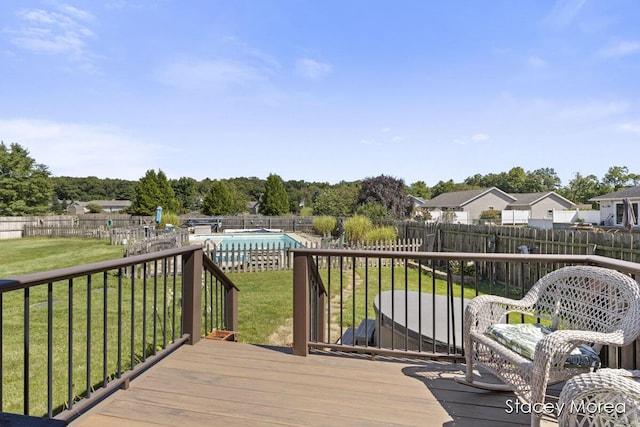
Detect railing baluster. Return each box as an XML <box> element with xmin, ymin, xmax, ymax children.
<box><xmin>153</xmin><ymin>260</ymin><xmax>158</xmax><ymax>355</ymax></box>
<box><xmin>130</xmin><ymin>265</ymin><xmax>135</xmax><ymax>370</ymax></box>
<box><xmin>163</xmin><ymin>259</ymin><xmax>168</xmax><ymax>348</ymax></box>
<box><xmin>68</xmin><ymin>279</ymin><xmax>73</xmax><ymax>409</ymax></box>
<box><xmin>23</xmin><ymin>287</ymin><xmax>29</xmax><ymax>415</ymax></box>
<box><xmin>47</xmin><ymin>281</ymin><xmax>53</xmax><ymax>417</ymax></box>
<box><xmin>86</xmin><ymin>274</ymin><xmax>92</xmax><ymax>399</ymax></box>
<box><xmin>172</xmin><ymin>255</ymin><xmax>177</xmax><ymax>342</ymax></box>
<box><xmin>117</xmin><ymin>268</ymin><xmax>122</xmax><ymax>378</ymax></box>
<box><xmin>103</xmin><ymin>271</ymin><xmax>108</xmax><ymax>388</ymax></box>
<box><xmin>0</xmin><ymin>293</ymin><xmax>3</xmax><ymax>412</ymax></box>
<box><xmin>142</xmin><ymin>263</ymin><xmax>147</xmax><ymax>362</ymax></box>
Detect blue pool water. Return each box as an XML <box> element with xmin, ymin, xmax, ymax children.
<box><xmin>191</xmin><ymin>233</ymin><xmax>304</xmax><ymax>250</ymax></box>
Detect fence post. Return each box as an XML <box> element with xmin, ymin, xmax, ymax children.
<box><xmin>293</xmin><ymin>252</ymin><xmax>309</xmax><ymax>356</ymax></box>
<box><xmin>182</xmin><ymin>247</ymin><xmax>203</xmax><ymax>345</ymax></box>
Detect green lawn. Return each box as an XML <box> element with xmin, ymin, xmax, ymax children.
<box><xmin>0</xmin><ymin>238</ymin><xmax>180</xmax><ymax>416</ymax></box>
<box><xmin>0</xmin><ymin>237</ymin><xmax>123</xmax><ymax>277</ymax></box>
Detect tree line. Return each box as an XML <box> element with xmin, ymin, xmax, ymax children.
<box><xmin>1</xmin><ymin>141</ymin><xmax>638</xmax><ymax>219</ymax></box>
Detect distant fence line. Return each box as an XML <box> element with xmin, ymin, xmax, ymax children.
<box><xmin>5</xmin><ymin>214</ymin><xmax>640</xmax><ymax>264</ymax></box>
<box><xmin>0</xmin><ymin>214</ymin><xmax>152</xmax><ymax>240</ymax></box>
<box><xmin>206</xmin><ymin>238</ymin><xmax>423</xmax><ymax>273</ymax></box>
<box><xmin>381</xmin><ymin>220</ymin><xmax>640</xmax><ymax>262</ymax></box>
<box><xmin>123</xmin><ymin>229</ymin><xmax>190</xmax><ymax>257</ymax></box>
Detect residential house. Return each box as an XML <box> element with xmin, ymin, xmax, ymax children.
<box><xmin>422</xmin><ymin>188</ymin><xmax>578</xmax><ymax>224</ymax></box>
<box><xmin>407</xmin><ymin>195</ymin><xmax>428</xmax><ymax>218</ymax></box>
<box><xmin>589</xmin><ymin>186</ymin><xmax>640</xmax><ymax>227</ymax></box>
<box><xmin>66</xmin><ymin>200</ymin><xmax>132</xmax><ymax>214</ymax></box>
<box><xmin>422</xmin><ymin>188</ymin><xmax>516</xmax><ymax>223</ymax></box>
<box><xmin>505</xmin><ymin>192</ymin><xmax>575</xmax><ymax>218</ymax></box>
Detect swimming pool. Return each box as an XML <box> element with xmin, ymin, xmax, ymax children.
<box><xmin>190</xmin><ymin>232</ymin><xmax>305</xmax><ymax>250</ymax></box>
<box><xmin>191</xmin><ymin>232</ymin><xmax>305</xmax><ymax>270</ymax></box>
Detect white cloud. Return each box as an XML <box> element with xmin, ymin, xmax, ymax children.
<box><xmin>556</xmin><ymin>101</ymin><xmax>628</xmax><ymax>120</ymax></box>
<box><xmin>10</xmin><ymin>5</ymin><xmax>95</xmax><ymax>57</ymax></box>
<box><xmin>616</xmin><ymin>122</ymin><xmax>640</xmax><ymax>134</ymax></box>
<box><xmin>542</xmin><ymin>0</ymin><xmax>587</xmax><ymax>29</ymax></box>
<box><xmin>600</xmin><ymin>40</ymin><xmax>640</xmax><ymax>57</ymax></box>
<box><xmin>527</xmin><ymin>56</ymin><xmax>548</xmax><ymax>68</ymax></box>
<box><xmin>294</xmin><ymin>58</ymin><xmax>332</xmax><ymax>80</ymax></box>
<box><xmin>155</xmin><ymin>59</ymin><xmax>267</xmax><ymax>92</ymax></box>
<box><xmin>471</xmin><ymin>133</ymin><xmax>490</xmax><ymax>142</ymax></box>
<box><xmin>0</xmin><ymin>118</ymin><xmax>161</xmax><ymax>179</ymax></box>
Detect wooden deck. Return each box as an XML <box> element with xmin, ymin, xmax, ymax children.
<box><xmin>68</xmin><ymin>340</ymin><xmax>559</xmax><ymax>426</ymax></box>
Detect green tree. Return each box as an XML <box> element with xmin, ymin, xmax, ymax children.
<box><xmin>355</xmin><ymin>202</ymin><xmax>389</xmax><ymax>219</ymax></box>
<box><xmin>0</xmin><ymin>142</ymin><xmax>53</xmax><ymax>215</ymax></box>
<box><xmin>171</xmin><ymin>176</ymin><xmax>199</xmax><ymax>213</ymax></box>
<box><xmin>260</xmin><ymin>173</ymin><xmax>289</xmax><ymax>215</ymax></box>
<box><xmin>559</xmin><ymin>172</ymin><xmax>601</xmax><ymax>206</ymax></box>
<box><xmin>601</xmin><ymin>166</ymin><xmax>640</xmax><ymax>192</ymax></box>
<box><xmin>202</xmin><ymin>180</ymin><xmax>236</xmax><ymax>216</ymax></box>
<box><xmin>313</xmin><ymin>188</ymin><xmax>351</xmax><ymax>217</ymax></box>
<box><xmin>408</xmin><ymin>181</ymin><xmax>431</xmax><ymax>199</ymax></box>
<box><xmin>129</xmin><ymin>169</ymin><xmax>179</xmax><ymax>215</ymax></box>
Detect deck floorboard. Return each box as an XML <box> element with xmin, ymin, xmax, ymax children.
<box><xmin>68</xmin><ymin>340</ymin><xmax>557</xmax><ymax>426</ymax></box>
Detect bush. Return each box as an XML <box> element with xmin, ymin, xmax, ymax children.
<box><xmin>300</xmin><ymin>206</ymin><xmax>313</xmax><ymax>217</ymax></box>
<box><xmin>312</xmin><ymin>216</ymin><xmax>337</xmax><ymax>237</ymax></box>
<box><xmin>344</xmin><ymin>215</ymin><xmax>373</xmax><ymax>243</ymax></box>
<box><xmin>85</xmin><ymin>203</ymin><xmax>103</xmax><ymax>213</ymax></box>
<box><xmin>159</xmin><ymin>211</ymin><xmax>181</xmax><ymax>229</ymax></box>
<box><xmin>363</xmin><ymin>226</ymin><xmax>397</xmax><ymax>243</ymax></box>
<box><xmin>355</xmin><ymin>202</ymin><xmax>389</xmax><ymax>219</ymax></box>
<box><xmin>480</xmin><ymin>209</ymin><xmax>501</xmax><ymax>220</ymax></box>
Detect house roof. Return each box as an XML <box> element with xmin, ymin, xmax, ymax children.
<box><xmin>589</xmin><ymin>186</ymin><xmax>640</xmax><ymax>202</ymax></box>
<box><xmin>407</xmin><ymin>195</ymin><xmax>427</xmax><ymax>206</ymax></box>
<box><xmin>506</xmin><ymin>191</ymin><xmax>575</xmax><ymax>208</ymax></box>
<box><xmin>88</xmin><ymin>200</ymin><xmax>132</xmax><ymax>207</ymax></box>
<box><xmin>422</xmin><ymin>187</ymin><xmax>516</xmax><ymax>208</ymax></box>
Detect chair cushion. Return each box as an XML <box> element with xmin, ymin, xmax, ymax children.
<box><xmin>485</xmin><ymin>323</ymin><xmax>601</xmax><ymax>368</ymax></box>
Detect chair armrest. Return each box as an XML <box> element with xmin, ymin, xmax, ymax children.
<box><xmin>534</xmin><ymin>329</ymin><xmax>624</xmax><ymax>371</ymax></box>
<box><xmin>465</xmin><ymin>294</ymin><xmax>536</xmax><ymax>333</ymax></box>
<box><xmin>530</xmin><ymin>329</ymin><xmax>627</xmax><ymax>408</ymax></box>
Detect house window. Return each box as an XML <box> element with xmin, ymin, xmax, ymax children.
<box><xmin>488</xmin><ymin>206</ymin><xmax>494</xmax><ymax>210</ymax></box>
<box><xmin>616</xmin><ymin>202</ymin><xmax>638</xmax><ymax>225</ymax></box>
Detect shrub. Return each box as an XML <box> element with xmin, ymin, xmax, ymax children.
<box><xmin>312</xmin><ymin>216</ymin><xmax>337</xmax><ymax>237</ymax></box>
<box><xmin>159</xmin><ymin>211</ymin><xmax>181</xmax><ymax>229</ymax></box>
<box><xmin>364</xmin><ymin>226</ymin><xmax>397</xmax><ymax>243</ymax></box>
<box><xmin>344</xmin><ymin>215</ymin><xmax>373</xmax><ymax>243</ymax></box>
<box><xmin>355</xmin><ymin>202</ymin><xmax>389</xmax><ymax>219</ymax></box>
<box><xmin>480</xmin><ymin>209</ymin><xmax>501</xmax><ymax>220</ymax></box>
<box><xmin>85</xmin><ymin>203</ymin><xmax>103</xmax><ymax>213</ymax></box>
<box><xmin>300</xmin><ymin>206</ymin><xmax>313</xmax><ymax>217</ymax></box>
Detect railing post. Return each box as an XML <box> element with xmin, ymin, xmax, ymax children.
<box><xmin>182</xmin><ymin>247</ymin><xmax>203</xmax><ymax>345</ymax></box>
<box><xmin>225</xmin><ymin>286</ymin><xmax>238</xmax><ymax>333</ymax></box>
<box><xmin>293</xmin><ymin>252</ymin><xmax>309</xmax><ymax>356</ymax></box>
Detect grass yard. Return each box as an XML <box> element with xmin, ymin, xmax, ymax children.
<box><xmin>0</xmin><ymin>237</ymin><xmax>123</xmax><ymax>277</ymax></box>
<box><xmin>227</xmin><ymin>270</ymin><xmax>294</xmax><ymax>344</ymax></box>
<box><xmin>0</xmin><ymin>238</ymin><xmax>182</xmax><ymax>416</ymax></box>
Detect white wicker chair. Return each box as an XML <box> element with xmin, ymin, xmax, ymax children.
<box><xmin>558</xmin><ymin>368</ymin><xmax>640</xmax><ymax>427</ymax></box>
<box><xmin>455</xmin><ymin>265</ymin><xmax>640</xmax><ymax>427</ymax></box>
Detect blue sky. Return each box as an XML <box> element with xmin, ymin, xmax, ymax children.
<box><xmin>1</xmin><ymin>0</ymin><xmax>639</xmax><ymax>186</ymax></box>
